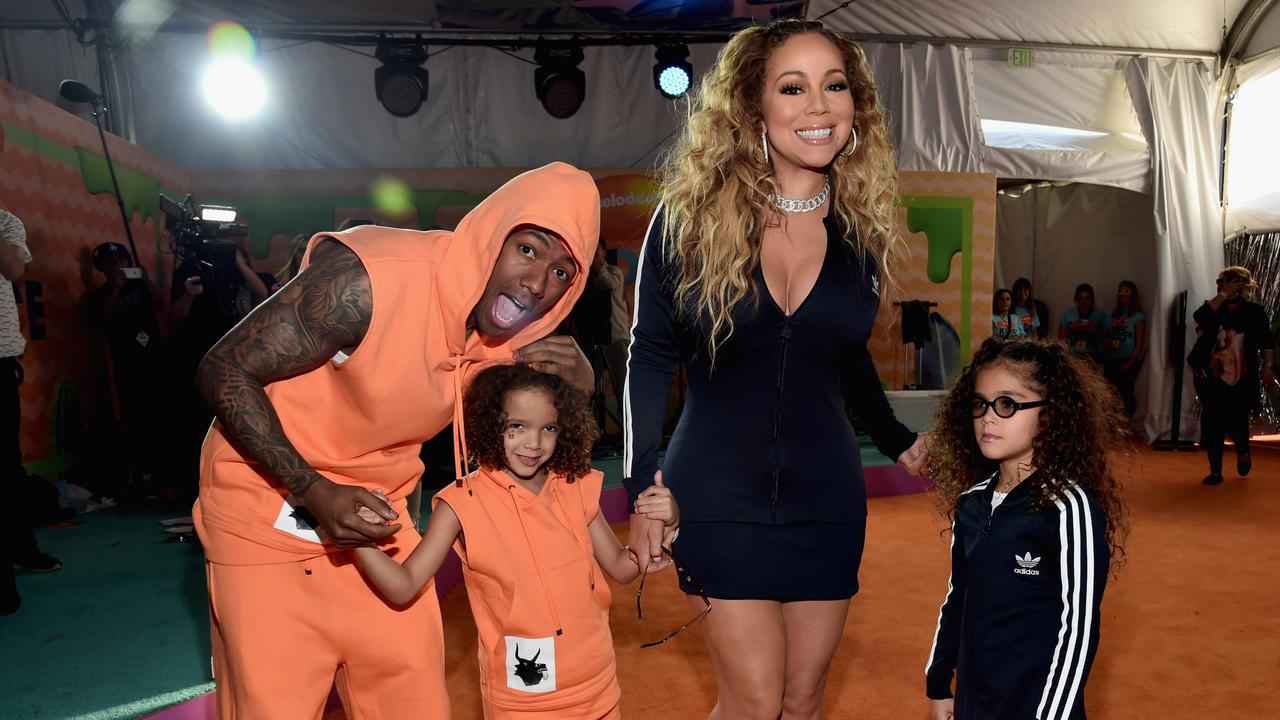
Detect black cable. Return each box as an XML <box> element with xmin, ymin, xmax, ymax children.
<box><xmin>492</xmin><ymin>46</ymin><xmax>537</xmax><ymax>66</ymax></box>
<box><xmin>814</xmin><ymin>1</ymin><xmax>860</xmax><ymax>23</ymax></box>
<box><xmin>326</xmin><ymin>43</ymin><xmax>377</xmax><ymax>60</ymax></box>
<box><xmin>628</xmin><ymin>127</ymin><xmax>677</xmax><ymax>168</ymax></box>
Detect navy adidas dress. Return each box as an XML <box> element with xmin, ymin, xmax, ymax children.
<box><xmin>622</xmin><ymin>205</ymin><xmax>917</xmax><ymax>600</ymax></box>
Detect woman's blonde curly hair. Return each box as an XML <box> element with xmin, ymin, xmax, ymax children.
<box><xmin>658</xmin><ymin>19</ymin><xmax>906</xmax><ymax>362</ymax></box>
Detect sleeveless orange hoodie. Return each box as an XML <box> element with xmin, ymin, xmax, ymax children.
<box><xmin>193</xmin><ymin>163</ymin><xmax>601</xmax><ymax>565</ymax></box>
<box><xmin>436</xmin><ymin>467</ymin><xmax>619</xmax><ymax>719</ymax></box>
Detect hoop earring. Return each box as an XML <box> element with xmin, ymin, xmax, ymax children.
<box><xmin>761</xmin><ymin>131</ymin><xmax>770</xmax><ymax>164</ymax></box>
<box><xmin>840</xmin><ymin>127</ymin><xmax>858</xmax><ymax>157</ymax></box>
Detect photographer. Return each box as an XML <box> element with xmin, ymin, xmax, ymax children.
<box><xmin>84</xmin><ymin>242</ymin><xmax>166</xmax><ymax>493</ymax></box>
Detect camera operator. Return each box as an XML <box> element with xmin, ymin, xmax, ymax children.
<box><xmin>170</xmin><ymin>240</ymin><xmax>269</xmax><ymax>338</ymax></box>
<box><xmin>84</xmin><ymin>242</ymin><xmax>166</xmax><ymax>493</ymax></box>
<box><xmin>167</xmin><ymin>238</ymin><xmax>269</xmax><ymax>495</ymax></box>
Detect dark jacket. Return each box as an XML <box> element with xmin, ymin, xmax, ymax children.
<box><xmin>926</xmin><ymin>473</ymin><xmax>1109</xmax><ymax>720</ymax></box>
<box><xmin>622</xmin><ymin>203</ymin><xmax>915</xmax><ymax>520</ymax></box>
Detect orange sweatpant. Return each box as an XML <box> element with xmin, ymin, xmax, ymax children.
<box><xmin>207</xmin><ymin>550</ymin><xmax>449</xmax><ymax>720</ymax></box>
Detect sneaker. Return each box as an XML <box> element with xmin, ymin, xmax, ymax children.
<box><xmin>1202</xmin><ymin>473</ymin><xmax>1224</xmax><ymax>486</ymax></box>
<box><xmin>1238</xmin><ymin>453</ymin><xmax>1252</xmax><ymax>477</ymax></box>
<box><xmin>13</xmin><ymin>551</ymin><xmax>62</xmax><ymax>573</ymax></box>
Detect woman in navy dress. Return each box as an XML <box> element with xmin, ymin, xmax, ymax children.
<box><xmin>623</xmin><ymin>19</ymin><xmax>927</xmax><ymax>719</ymax></box>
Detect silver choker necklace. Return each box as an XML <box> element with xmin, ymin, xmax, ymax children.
<box><xmin>771</xmin><ymin>178</ymin><xmax>830</xmax><ymax>213</ymax></box>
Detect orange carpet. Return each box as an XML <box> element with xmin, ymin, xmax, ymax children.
<box><xmin>331</xmin><ymin>445</ymin><xmax>1277</xmax><ymax>718</ymax></box>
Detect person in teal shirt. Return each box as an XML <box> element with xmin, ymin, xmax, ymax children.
<box><xmin>1011</xmin><ymin>277</ymin><xmax>1046</xmax><ymax>339</ymax></box>
<box><xmin>1104</xmin><ymin>281</ymin><xmax>1146</xmax><ymax>417</ymax></box>
<box><xmin>991</xmin><ymin>288</ymin><xmax>1025</xmax><ymax>341</ymax></box>
<box><xmin>1059</xmin><ymin>283</ymin><xmax>1108</xmax><ymax>362</ymax></box>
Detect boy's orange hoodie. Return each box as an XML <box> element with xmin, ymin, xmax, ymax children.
<box><xmin>437</xmin><ymin>467</ymin><xmax>619</xmax><ymax>718</ymax></box>
<box><xmin>193</xmin><ymin>162</ymin><xmax>601</xmax><ymax>565</ymax></box>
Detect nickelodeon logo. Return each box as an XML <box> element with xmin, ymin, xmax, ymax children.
<box><xmin>600</xmin><ymin>191</ymin><xmax>659</xmax><ymax>209</ymax></box>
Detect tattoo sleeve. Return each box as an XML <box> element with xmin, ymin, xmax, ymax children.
<box><xmin>196</xmin><ymin>240</ymin><xmax>372</xmax><ymax>499</ymax></box>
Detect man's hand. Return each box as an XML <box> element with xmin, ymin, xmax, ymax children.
<box><xmin>929</xmin><ymin>698</ymin><xmax>955</xmax><ymax>720</ymax></box>
<box><xmin>516</xmin><ymin>335</ymin><xmax>593</xmax><ymax>394</ymax></box>
<box><xmin>897</xmin><ymin>433</ymin><xmax>930</xmax><ymax>477</ymax></box>
<box><xmin>302</xmin><ymin>478</ymin><xmax>400</xmax><ymax>547</ymax></box>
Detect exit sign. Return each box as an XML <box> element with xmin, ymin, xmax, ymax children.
<box><xmin>1008</xmin><ymin>48</ymin><xmax>1036</xmax><ymax>68</ymax></box>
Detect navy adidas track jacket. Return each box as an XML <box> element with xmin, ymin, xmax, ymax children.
<box><xmin>925</xmin><ymin>473</ymin><xmax>1109</xmax><ymax>720</ymax></box>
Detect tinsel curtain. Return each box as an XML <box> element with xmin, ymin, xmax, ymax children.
<box><xmin>1224</xmin><ymin>232</ymin><xmax>1280</xmax><ymax>433</ymax></box>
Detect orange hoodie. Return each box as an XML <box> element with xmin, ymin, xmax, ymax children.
<box><xmin>194</xmin><ymin>163</ymin><xmax>601</xmax><ymax>565</ymax></box>
<box><xmin>436</xmin><ymin>467</ymin><xmax>619</xmax><ymax>718</ymax></box>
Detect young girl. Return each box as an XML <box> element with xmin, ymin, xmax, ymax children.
<box><xmin>1105</xmin><ymin>281</ymin><xmax>1146</xmax><ymax>418</ymax></box>
<box><xmin>992</xmin><ymin>289</ymin><xmax>1024</xmax><ymax>341</ymax></box>
<box><xmin>924</xmin><ymin>339</ymin><xmax>1127</xmax><ymax>720</ymax></box>
<box><xmin>355</xmin><ymin>364</ymin><xmax>678</xmax><ymax>718</ymax></box>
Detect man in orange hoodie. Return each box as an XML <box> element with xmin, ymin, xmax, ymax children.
<box><xmin>192</xmin><ymin>163</ymin><xmax>601</xmax><ymax>719</ymax></box>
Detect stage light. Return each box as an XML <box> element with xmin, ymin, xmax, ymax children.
<box><xmin>202</xmin><ymin>56</ymin><xmax>267</xmax><ymax>120</ymax></box>
<box><xmin>534</xmin><ymin>42</ymin><xmax>586</xmax><ymax>119</ymax></box>
<box><xmin>375</xmin><ymin>41</ymin><xmax>429</xmax><ymax>117</ymax></box>
<box><xmin>654</xmin><ymin>44</ymin><xmax>692</xmax><ymax>99</ymax></box>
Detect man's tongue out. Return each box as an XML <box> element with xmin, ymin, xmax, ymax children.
<box><xmin>492</xmin><ymin>293</ymin><xmax>528</xmax><ymax>330</ymax></box>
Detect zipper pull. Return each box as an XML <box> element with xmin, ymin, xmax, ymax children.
<box><xmin>780</xmin><ymin>321</ymin><xmax>793</xmax><ymax>340</ymax></box>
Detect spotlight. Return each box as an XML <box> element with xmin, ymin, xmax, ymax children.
<box><xmin>654</xmin><ymin>43</ymin><xmax>692</xmax><ymax>99</ymax></box>
<box><xmin>202</xmin><ymin>56</ymin><xmax>267</xmax><ymax>120</ymax></box>
<box><xmin>375</xmin><ymin>41</ymin><xmax>429</xmax><ymax>117</ymax></box>
<box><xmin>534</xmin><ymin>42</ymin><xmax>585</xmax><ymax>119</ymax></box>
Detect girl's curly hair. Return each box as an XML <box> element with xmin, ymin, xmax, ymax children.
<box><xmin>927</xmin><ymin>338</ymin><xmax>1129</xmax><ymax>569</ymax></box>
<box><xmin>463</xmin><ymin>364</ymin><xmax>598</xmax><ymax>480</ymax></box>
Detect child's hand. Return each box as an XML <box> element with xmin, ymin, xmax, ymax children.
<box><xmin>634</xmin><ymin>473</ymin><xmax>679</xmax><ymax>528</ymax></box>
<box><xmin>355</xmin><ymin>488</ymin><xmax>390</xmax><ymax>526</ymax></box>
<box><xmin>929</xmin><ymin>698</ymin><xmax>954</xmax><ymax>720</ymax></box>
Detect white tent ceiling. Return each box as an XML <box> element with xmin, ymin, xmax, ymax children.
<box><xmin>808</xmin><ymin>0</ymin><xmax>1255</xmax><ymax>57</ymax></box>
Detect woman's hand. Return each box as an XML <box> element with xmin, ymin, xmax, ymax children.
<box><xmin>897</xmin><ymin>433</ymin><xmax>929</xmax><ymax>476</ymax></box>
<box><xmin>929</xmin><ymin>698</ymin><xmax>955</xmax><ymax>720</ymax></box>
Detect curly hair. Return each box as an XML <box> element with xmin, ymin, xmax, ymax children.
<box><xmin>926</xmin><ymin>338</ymin><xmax>1129</xmax><ymax>570</ymax></box>
<box><xmin>1217</xmin><ymin>265</ymin><xmax>1258</xmax><ymax>301</ymax></box>
<box><xmin>462</xmin><ymin>364</ymin><xmax>598</xmax><ymax>480</ymax></box>
<box><xmin>658</xmin><ymin>18</ymin><xmax>906</xmax><ymax>363</ymax></box>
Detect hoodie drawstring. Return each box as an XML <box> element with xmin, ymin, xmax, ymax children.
<box><xmin>555</xmin><ymin>476</ymin><xmax>597</xmax><ymax>591</ymax></box>
<box><xmin>508</xmin><ymin>484</ymin><xmax>565</xmax><ymax>637</ymax></box>
<box><xmin>452</xmin><ymin>355</ymin><xmax>473</xmax><ymax>495</ymax></box>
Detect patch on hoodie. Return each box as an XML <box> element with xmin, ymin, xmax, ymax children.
<box><xmin>273</xmin><ymin>497</ymin><xmax>322</xmax><ymax>544</ymax></box>
<box><xmin>505</xmin><ymin>635</ymin><xmax>556</xmax><ymax>693</ymax></box>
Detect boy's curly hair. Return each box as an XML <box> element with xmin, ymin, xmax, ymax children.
<box><xmin>463</xmin><ymin>363</ymin><xmax>598</xmax><ymax>480</ymax></box>
<box><xmin>927</xmin><ymin>338</ymin><xmax>1130</xmax><ymax>569</ymax></box>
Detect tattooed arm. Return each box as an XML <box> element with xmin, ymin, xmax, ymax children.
<box><xmin>197</xmin><ymin>239</ymin><xmax>401</xmax><ymax>546</ymax></box>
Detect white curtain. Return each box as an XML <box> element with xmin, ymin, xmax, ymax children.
<box><xmin>0</xmin><ymin>29</ymin><xmax>98</xmax><ymax>109</ymax></box>
<box><xmin>1123</xmin><ymin>57</ymin><xmax>1224</xmax><ymax>442</ymax></box>
<box><xmin>863</xmin><ymin>42</ymin><xmax>985</xmax><ymax>172</ymax></box>
<box><xmin>996</xmin><ymin>183</ymin><xmax>1159</xmax><ymax>417</ymax></box>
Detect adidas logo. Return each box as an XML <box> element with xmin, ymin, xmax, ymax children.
<box><xmin>1013</xmin><ymin>552</ymin><xmax>1041</xmax><ymax>576</ymax></box>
